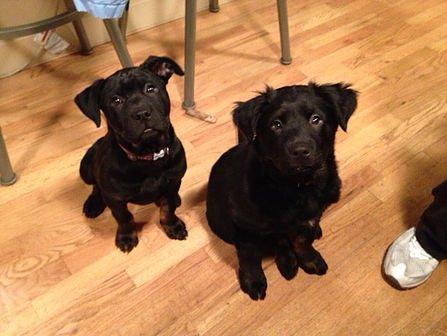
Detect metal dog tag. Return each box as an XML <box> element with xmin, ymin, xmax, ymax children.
<box><xmin>153</xmin><ymin>148</ymin><xmax>169</xmax><ymax>161</ymax></box>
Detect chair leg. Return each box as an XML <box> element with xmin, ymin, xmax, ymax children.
<box><xmin>183</xmin><ymin>0</ymin><xmax>196</xmax><ymax>112</ymax></box>
<box><xmin>72</xmin><ymin>17</ymin><xmax>93</xmax><ymax>55</ymax></box>
<box><xmin>276</xmin><ymin>0</ymin><xmax>292</xmax><ymax>65</ymax></box>
<box><xmin>65</xmin><ymin>0</ymin><xmax>93</xmax><ymax>54</ymax></box>
<box><xmin>119</xmin><ymin>2</ymin><xmax>129</xmax><ymax>42</ymax></box>
<box><xmin>0</xmin><ymin>127</ymin><xmax>17</xmax><ymax>186</ymax></box>
<box><xmin>104</xmin><ymin>19</ymin><xmax>133</xmax><ymax>68</ymax></box>
<box><xmin>209</xmin><ymin>0</ymin><xmax>220</xmax><ymax>13</ymax></box>
<box><xmin>183</xmin><ymin>0</ymin><xmax>216</xmax><ymax>123</ymax></box>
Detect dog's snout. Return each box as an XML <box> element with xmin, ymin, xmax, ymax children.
<box><xmin>288</xmin><ymin>142</ymin><xmax>313</xmax><ymax>159</ymax></box>
<box><xmin>133</xmin><ymin>110</ymin><xmax>152</xmax><ymax>121</ymax></box>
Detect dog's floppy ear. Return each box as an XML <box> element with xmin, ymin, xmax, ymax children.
<box><xmin>75</xmin><ymin>79</ymin><xmax>104</xmax><ymax>127</ymax></box>
<box><xmin>140</xmin><ymin>56</ymin><xmax>184</xmax><ymax>83</ymax></box>
<box><xmin>233</xmin><ymin>86</ymin><xmax>276</xmax><ymax>141</ymax></box>
<box><xmin>314</xmin><ymin>82</ymin><xmax>358</xmax><ymax>132</ymax></box>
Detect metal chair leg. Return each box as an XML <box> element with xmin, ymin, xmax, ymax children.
<box><xmin>209</xmin><ymin>0</ymin><xmax>220</xmax><ymax>13</ymax></box>
<box><xmin>277</xmin><ymin>0</ymin><xmax>292</xmax><ymax>65</ymax></box>
<box><xmin>183</xmin><ymin>0</ymin><xmax>196</xmax><ymax>112</ymax></box>
<box><xmin>119</xmin><ymin>2</ymin><xmax>129</xmax><ymax>42</ymax></box>
<box><xmin>72</xmin><ymin>17</ymin><xmax>93</xmax><ymax>55</ymax></box>
<box><xmin>0</xmin><ymin>127</ymin><xmax>17</xmax><ymax>186</ymax></box>
<box><xmin>104</xmin><ymin>19</ymin><xmax>133</xmax><ymax>68</ymax></box>
<box><xmin>64</xmin><ymin>0</ymin><xmax>92</xmax><ymax>55</ymax></box>
<box><xmin>183</xmin><ymin>0</ymin><xmax>216</xmax><ymax>123</ymax></box>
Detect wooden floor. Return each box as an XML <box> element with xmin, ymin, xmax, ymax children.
<box><xmin>1</xmin><ymin>0</ymin><xmax>447</xmax><ymax>334</ymax></box>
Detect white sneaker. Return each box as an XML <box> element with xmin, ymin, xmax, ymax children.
<box><xmin>383</xmin><ymin>227</ymin><xmax>440</xmax><ymax>289</ymax></box>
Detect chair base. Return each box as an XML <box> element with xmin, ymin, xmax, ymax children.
<box><xmin>280</xmin><ymin>57</ymin><xmax>292</xmax><ymax>65</ymax></box>
<box><xmin>79</xmin><ymin>48</ymin><xmax>94</xmax><ymax>56</ymax></box>
<box><xmin>209</xmin><ymin>0</ymin><xmax>220</xmax><ymax>12</ymax></box>
<box><xmin>1</xmin><ymin>174</ymin><xmax>17</xmax><ymax>186</ymax></box>
<box><xmin>182</xmin><ymin>104</ymin><xmax>217</xmax><ymax>123</ymax></box>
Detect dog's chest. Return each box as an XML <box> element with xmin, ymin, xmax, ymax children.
<box><xmin>248</xmin><ymin>184</ymin><xmax>323</xmax><ymax>230</ymax></box>
<box><xmin>130</xmin><ymin>174</ymin><xmax>169</xmax><ymax>203</ymax></box>
<box><xmin>274</xmin><ymin>191</ymin><xmax>320</xmax><ymax>221</ymax></box>
<box><xmin>106</xmin><ymin>166</ymin><xmax>168</xmax><ymax>204</ymax></box>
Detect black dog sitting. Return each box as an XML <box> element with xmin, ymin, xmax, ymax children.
<box><xmin>206</xmin><ymin>83</ymin><xmax>358</xmax><ymax>300</ymax></box>
<box><xmin>76</xmin><ymin>56</ymin><xmax>188</xmax><ymax>253</ymax></box>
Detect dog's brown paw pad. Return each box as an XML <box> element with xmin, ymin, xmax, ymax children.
<box><xmin>115</xmin><ymin>231</ymin><xmax>139</xmax><ymax>253</ymax></box>
<box><xmin>162</xmin><ymin>218</ymin><xmax>188</xmax><ymax>240</ymax></box>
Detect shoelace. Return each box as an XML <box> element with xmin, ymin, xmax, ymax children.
<box><xmin>408</xmin><ymin>235</ymin><xmax>433</xmax><ymax>261</ymax></box>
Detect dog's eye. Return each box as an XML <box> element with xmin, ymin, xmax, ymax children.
<box><xmin>271</xmin><ymin>119</ymin><xmax>283</xmax><ymax>130</ymax></box>
<box><xmin>309</xmin><ymin>114</ymin><xmax>323</xmax><ymax>126</ymax></box>
<box><xmin>144</xmin><ymin>84</ymin><xmax>158</xmax><ymax>94</ymax></box>
<box><xmin>111</xmin><ymin>95</ymin><xmax>124</xmax><ymax>105</ymax></box>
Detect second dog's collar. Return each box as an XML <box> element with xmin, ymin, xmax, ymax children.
<box><xmin>118</xmin><ymin>143</ymin><xmax>169</xmax><ymax>161</ymax></box>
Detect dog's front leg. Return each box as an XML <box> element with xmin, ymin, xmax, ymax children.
<box><xmin>158</xmin><ymin>193</ymin><xmax>187</xmax><ymax>240</ymax></box>
<box><xmin>292</xmin><ymin>234</ymin><xmax>328</xmax><ymax>275</ymax></box>
<box><xmin>275</xmin><ymin>237</ymin><xmax>299</xmax><ymax>280</ymax></box>
<box><xmin>104</xmin><ymin>197</ymin><xmax>138</xmax><ymax>253</ymax></box>
<box><xmin>236</xmin><ymin>238</ymin><xmax>267</xmax><ymax>300</ymax></box>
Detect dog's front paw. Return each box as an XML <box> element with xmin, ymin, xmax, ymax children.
<box><xmin>162</xmin><ymin>217</ymin><xmax>188</xmax><ymax>240</ymax></box>
<box><xmin>238</xmin><ymin>269</ymin><xmax>267</xmax><ymax>301</ymax></box>
<box><xmin>115</xmin><ymin>231</ymin><xmax>139</xmax><ymax>253</ymax></box>
<box><xmin>83</xmin><ymin>194</ymin><xmax>106</xmax><ymax>218</ymax></box>
<box><xmin>299</xmin><ymin>251</ymin><xmax>328</xmax><ymax>275</ymax></box>
<box><xmin>275</xmin><ymin>250</ymin><xmax>299</xmax><ymax>280</ymax></box>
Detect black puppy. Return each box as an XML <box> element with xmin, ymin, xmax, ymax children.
<box><xmin>76</xmin><ymin>56</ymin><xmax>188</xmax><ymax>253</ymax></box>
<box><xmin>206</xmin><ymin>83</ymin><xmax>358</xmax><ymax>300</ymax></box>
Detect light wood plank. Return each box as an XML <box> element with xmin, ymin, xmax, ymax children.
<box><xmin>0</xmin><ymin>0</ymin><xmax>446</xmax><ymax>335</ymax></box>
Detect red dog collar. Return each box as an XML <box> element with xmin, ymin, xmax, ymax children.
<box><xmin>118</xmin><ymin>143</ymin><xmax>169</xmax><ymax>161</ymax></box>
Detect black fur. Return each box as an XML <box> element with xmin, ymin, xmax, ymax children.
<box><xmin>206</xmin><ymin>82</ymin><xmax>358</xmax><ymax>300</ymax></box>
<box><xmin>76</xmin><ymin>56</ymin><xmax>187</xmax><ymax>253</ymax></box>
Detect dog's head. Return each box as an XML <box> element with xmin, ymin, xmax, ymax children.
<box><xmin>233</xmin><ymin>83</ymin><xmax>358</xmax><ymax>177</ymax></box>
<box><xmin>75</xmin><ymin>56</ymin><xmax>184</xmax><ymax>150</ymax></box>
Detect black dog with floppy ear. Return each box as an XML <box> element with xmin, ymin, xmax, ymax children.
<box><xmin>76</xmin><ymin>55</ymin><xmax>188</xmax><ymax>254</ymax></box>
<box><xmin>206</xmin><ymin>82</ymin><xmax>358</xmax><ymax>300</ymax></box>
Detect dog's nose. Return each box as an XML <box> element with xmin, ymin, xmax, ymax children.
<box><xmin>292</xmin><ymin>147</ymin><xmax>311</xmax><ymax>158</ymax></box>
<box><xmin>288</xmin><ymin>142</ymin><xmax>312</xmax><ymax>159</ymax></box>
<box><xmin>134</xmin><ymin>110</ymin><xmax>152</xmax><ymax>121</ymax></box>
